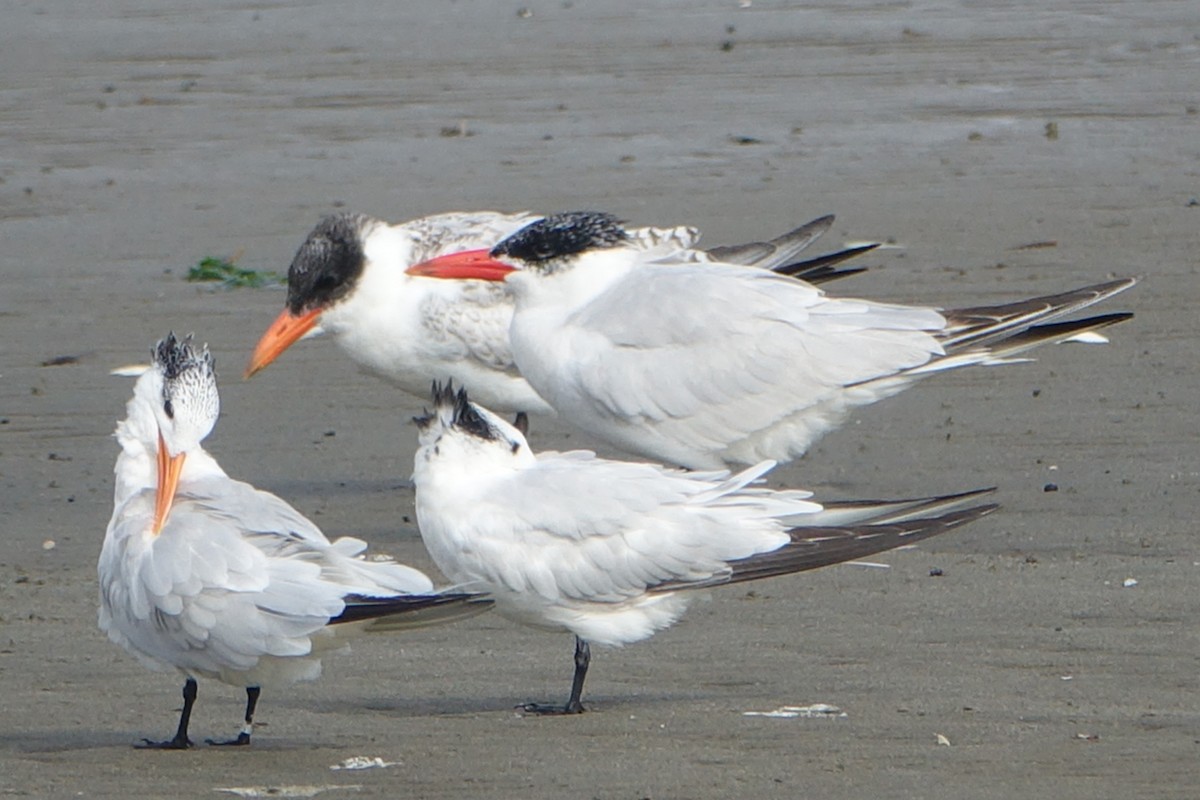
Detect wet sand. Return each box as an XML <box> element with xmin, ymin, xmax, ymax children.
<box><xmin>1</xmin><ymin>1</ymin><xmax>1196</xmax><ymax>797</ymax></box>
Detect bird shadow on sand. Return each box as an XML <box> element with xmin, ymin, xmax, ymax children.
<box><xmin>0</xmin><ymin>691</ymin><xmax>739</xmax><ymax>755</ymax></box>
<box><xmin>300</xmin><ymin>688</ymin><xmax>722</xmax><ymax>718</ymax></box>
<box><xmin>1</xmin><ymin>730</ymin><xmax>152</xmax><ymax>755</ymax></box>
<box><xmin>255</xmin><ymin>476</ymin><xmax>415</xmax><ymax>500</ymax></box>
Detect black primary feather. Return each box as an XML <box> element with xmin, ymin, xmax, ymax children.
<box><xmin>332</xmin><ymin>592</ymin><xmax>492</xmax><ymax>625</ymax></box>
<box><xmin>490</xmin><ymin>211</ymin><xmax>629</xmax><ymax>267</ymax></box>
<box><xmin>285</xmin><ymin>213</ymin><xmax>369</xmax><ymax>314</ymax></box>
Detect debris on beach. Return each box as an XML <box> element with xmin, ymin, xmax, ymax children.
<box><xmin>743</xmin><ymin>703</ymin><xmax>847</xmax><ymax>719</ymax></box>
<box><xmin>41</xmin><ymin>354</ymin><xmax>85</xmax><ymax>367</ymax></box>
<box><xmin>186</xmin><ymin>253</ymin><xmax>283</xmax><ymax>289</ymax></box>
<box><xmin>215</xmin><ymin>786</ymin><xmax>360</xmax><ymax>798</ymax></box>
<box><xmin>330</xmin><ymin>756</ymin><xmax>398</xmax><ymax>771</ymax></box>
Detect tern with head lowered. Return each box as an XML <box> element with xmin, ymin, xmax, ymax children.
<box><xmin>99</xmin><ymin>334</ymin><xmax>491</xmax><ymax>749</ymax></box>
<box><xmin>409</xmin><ymin>211</ymin><xmax>1135</xmax><ymax>470</ymax></box>
<box><xmin>245</xmin><ymin>209</ymin><xmax>873</xmax><ymax>414</ymax></box>
<box><xmin>412</xmin><ymin>383</ymin><xmax>996</xmax><ymax>714</ymax></box>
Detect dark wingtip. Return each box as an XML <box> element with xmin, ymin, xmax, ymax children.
<box><xmin>332</xmin><ymin>592</ymin><xmax>494</xmax><ymax>626</ymax></box>
<box><xmin>772</xmin><ymin>241</ymin><xmax>880</xmax><ymax>282</ymax></box>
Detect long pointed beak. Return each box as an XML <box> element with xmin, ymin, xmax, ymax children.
<box><xmin>244</xmin><ymin>307</ymin><xmax>323</xmax><ymax>378</ymax></box>
<box><xmin>153</xmin><ymin>431</ymin><xmax>186</xmax><ymax>535</ymax></box>
<box><xmin>405</xmin><ymin>249</ymin><xmax>517</xmax><ymax>281</ymax></box>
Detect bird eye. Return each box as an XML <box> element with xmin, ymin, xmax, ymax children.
<box><xmin>163</xmin><ymin>398</ymin><xmax>175</xmax><ymax>419</ymax></box>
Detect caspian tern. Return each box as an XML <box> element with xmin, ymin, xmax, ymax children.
<box><xmin>412</xmin><ymin>383</ymin><xmax>997</xmax><ymax>714</ymax></box>
<box><xmin>408</xmin><ymin>211</ymin><xmax>1136</xmax><ymax>470</ymax></box>
<box><xmin>244</xmin><ymin>210</ymin><xmax>874</xmax><ymax>415</ymax></box>
<box><xmin>99</xmin><ymin>334</ymin><xmax>491</xmax><ymax>749</ymax></box>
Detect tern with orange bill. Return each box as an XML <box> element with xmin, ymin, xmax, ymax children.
<box><xmin>408</xmin><ymin>211</ymin><xmax>1136</xmax><ymax>470</ymax></box>
<box><xmin>99</xmin><ymin>333</ymin><xmax>491</xmax><ymax>748</ymax></box>
<box><xmin>245</xmin><ymin>210</ymin><xmax>874</xmax><ymax>414</ymax></box>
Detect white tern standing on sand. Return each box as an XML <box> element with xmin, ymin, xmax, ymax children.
<box><xmin>411</xmin><ymin>383</ymin><xmax>996</xmax><ymax>714</ymax></box>
<box><xmin>99</xmin><ymin>334</ymin><xmax>490</xmax><ymax>748</ymax></box>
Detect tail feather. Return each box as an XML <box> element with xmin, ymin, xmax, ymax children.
<box><xmin>333</xmin><ymin>591</ymin><xmax>493</xmax><ymax>632</ymax></box>
<box><xmin>725</xmin><ymin>504</ymin><xmax>997</xmax><ymax>586</ymax></box>
<box><xmin>773</xmin><ymin>243</ymin><xmax>877</xmax><ymax>284</ymax></box>
<box><xmin>705</xmin><ymin>214</ymin><xmax>876</xmax><ymax>284</ymax></box>
<box><xmin>967</xmin><ymin>313</ymin><xmax>1133</xmax><ymax>361</ymax></box>
<box><xmin>791</xmin><ymin>487</ymin><xmax>997</xmax><ymax>527</ymax></box>
<box><xmin>707</xmin><ymin>215</ymin><xmax>833</xmax><ymax>269</ymax></box>
<box><xmin>843</xmin><ymin>279</ymin><xmax>1136</xmax><ymax>390</ymax></box>
<box><xmin>649</xmin><ymin>504</ymin><xmax>996</xmax><ymax>593</ymax></box>
<box><xmin>938</xmin><ymin>278</ymin><xmax>1136</xmax><ymax>352</ymax></box>
<box><xmin>900</xmin><ymin>311</ymin><xmax>1135</xmax><ymax>380</ymax></box>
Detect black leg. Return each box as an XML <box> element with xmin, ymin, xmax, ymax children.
<box><xmin>565</xmin><ymin>637</ymin><xmax>590</xmax><ymax>713</ymax></box>
<box><xmin>207</xmin><ymin>686</ymin><xmax>260</xmax><ymax>746</ymax></box>
<box><xmin>512</xmin><ymin>412</ymin><xmax>529</xmax><ymax>436</ymax></box>
<box><xmin>520</xmin><ymin>636</ymin><xmax>591</xmax><ymax>715</ymax></box>
<box><xmin>136</xmin><ymin>678</ymin><xmax>196</xmax><ymax>749</ymax></box>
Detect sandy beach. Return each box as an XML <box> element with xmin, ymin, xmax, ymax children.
<box><xmin>1</xmin><ymin>1</ymin><xmax>1196</xmax><ymax>797</ymax></box>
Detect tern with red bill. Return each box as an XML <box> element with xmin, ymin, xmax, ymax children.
<box><xmin>99</xmin><ymin>334</ymin><xmax>491</xmax><ymax>748</ymax></box>
<box><xmin>245</xmin><ymin>210</ymin><xmax>873</xmax><ymax>414</ymax></box>
<box><xmin>412</xmin><ymin>383</ymin><xmax>997</xmax><ymax>714</ymax></box>
<box><xmin>409</xmin><ymin>211</ymin><xmax>1135</xmax><ymax>470</ymax></box>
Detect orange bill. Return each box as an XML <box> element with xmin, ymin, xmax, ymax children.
<box><xmin>153</xmin><ymin>430</ymin><xmax>186</xmax><ymax>534</ymax></box>
<box><xmin>405</xmin><ymin>249</ymin><xmax>517</xmax><ymax>281</ymax></box>
<box><xmin>244</xmin><ymin>306</ymin><xmax>323</xmax><ymax>378</ymax></box>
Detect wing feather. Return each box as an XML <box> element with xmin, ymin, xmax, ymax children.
<box><xmin>543</xmin><ymin>265</ymin><xmax>943</xmax><ymax>467</ymax></box>
<box><xmin>421</xmin><ymin>456</ymin><xmax>817</xmax><ymax>605</ymax></box>
<box><xmin>100</xmin><ymin>474</ymin><xmax>433</xmax><ymax>680</ymax></box>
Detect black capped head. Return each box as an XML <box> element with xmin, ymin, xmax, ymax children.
<box><xmin>413</xmin><ymin>382</ymin><xmax>532</xmax><ymax>468</ymax></box>
<box><xmin>285</xmin><ymin>213</ymin><xmax>373</xmax><ymax>314</ymax></box>
<box><xmin>490</xmin><ymin>211</ymin><xmax>629</xmax><ymax>272</ymax></box>
<box><xmin>153</xmin><ymin>332</ymin><xmax>215</xmax><ymax>385</ymax></box>
<box><xmin>150</xmin><ymin>332</ymin><xmax>219</xmax><ymax>442</ymax></box>
<box><xmin>416</xmin><ymin>381</ymin><xmax>498</xmax><ymax>442</ymax></box>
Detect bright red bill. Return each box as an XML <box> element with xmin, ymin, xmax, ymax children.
<box><xmin>405</xmin><ymin>249</ymin><xmax>516</xmax><ymax>281</ymax></box>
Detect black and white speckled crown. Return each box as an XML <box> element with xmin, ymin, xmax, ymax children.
<box><xmin>490</xmin><ymin>211</ymin><xmax>629</xmax><ymax>266</ymax></box>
